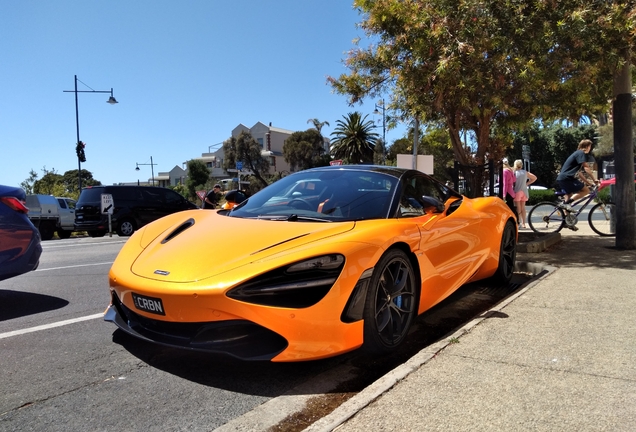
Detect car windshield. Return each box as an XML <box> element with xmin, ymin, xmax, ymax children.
<box><xmin>229</xmin><ymin>169</ymin><xmax>397</xmax><ymax>221</ymax></box>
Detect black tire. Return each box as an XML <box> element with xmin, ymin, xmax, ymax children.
<box><xmin>88</xmin><ymin>230</ymin><xmax>106</xmax><ymax>238</ymax></box>
<box><xmin>588</xmin><ymin>202</ymin><xmax>616</xmax><ymax>237</ymax></box>
<box><xmin>491</xmin><ymin>220</ymin><xmax>517</xmax><ymax>284</ymax></box>
<box><xmin>363</xmin><ymin>249</ymin><xmax>418</xmax><ymax>354</ymax></box>
<box><xmin>528</xmin><ymin>202</ymin><xmax>565</xmax><ymax>234</ymax></box>
<box><xmin>38</xmin><ymin>223</ymin><xmax>55</xmax><ymax>241</ymax></box>
<box><xmin>116</xmin><ymin>219</ymin><xmax>136</xmax><ymax>237</ymax></box>
<box><xmin>57</xmin><ymin>229</ymin><xmax>72</xmax><ymax>239</ymax></box>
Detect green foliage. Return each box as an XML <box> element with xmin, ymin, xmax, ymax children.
<box><xmin>222</xmin><ymin>131</ymin><xmax>270</xmax><ymax>188</ymax></box>
<box><xmin>509</xmin><ymin>123</ymin><xmax>598</xmax><ymax>189</ymax></box>
<box><xmin>528</xmin><ymin>189</ymin><xmax>558</xmax><ymax>206</ymax></box>
<box><xmin>185</xmin><ymin>159</ymin><xmax>210</xmax><ymax>199</ymax></box>
<box><xmin>170</xmin><ymin>184</ymin><xmax>191</xmax><ymax>202</ymax></box>
<box><xmin>24</xmin><ymin>167</ymin><xmax>100</xmax><ymax>200</ymax></box>
<box><xmin>63</xmin><ymin>169</ymin><xmax>101</xmax><ymax>197</ymax></box>
<box><xmin>330</xmin><ymin>112</ymin><xmax>378</xmax><ymax>164</ymax></box>
<box><xmin>20</xmin><ymin>170</ymin><xmax>38</xmax><ymax>194</ymax></box>
<box><xmin>283</xmin><ymin>129</ymin><xmax>328</xmax><ymax>171</ymax></box>
<box><xmin>330</xmin><ymin>0</ymin><xmax>635</xmax><ymax>189</ymax></box>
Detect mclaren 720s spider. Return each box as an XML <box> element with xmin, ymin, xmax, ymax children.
<box><xmin>105</xmin><ymin>165</ymin><xmax>517</xmax><ymax>362</ymax></box>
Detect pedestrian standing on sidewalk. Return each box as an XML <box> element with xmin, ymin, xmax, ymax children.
<box><xmin>502</xmin><ymin>158</ymin><xmax>517</xmax><ymax>219</ymax></box>
<box><xmin>513</xmin><ymin>159</ymin><xmax>537</xmax><ymax>229</ymax></box>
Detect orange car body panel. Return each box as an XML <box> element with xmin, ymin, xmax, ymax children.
<box><xmin>108</xmin><ymin>194</ymin><xmax>513</xmax><ymax>362</ymax></box>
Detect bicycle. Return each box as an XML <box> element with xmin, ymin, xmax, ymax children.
<box><xmin>527</xmin><ymin>183</ymin><xmax>616</xmax><ymax>236</ymax></box>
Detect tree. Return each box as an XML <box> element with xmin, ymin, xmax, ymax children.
<box><xmin>222</xmin><ymin>130</ymin><xmax>270</xmax><ymax>188</ymax></box>
<box><xmin>283</xmin><ymin>129</ymin><xmax>329</xmax><ymax>171</ymax></box>
<box><xmin>329</xmin><ymin>1</ymin><xmax>635</xmax><ymax>194</ymax></box>
<box><xmin>20</xmin><ymin>170</ymin><xmax>38</xmax><ymax>195</ymax></box>
<box><xmin>62</xmin><ymin>169</ymin><xmax>101</xmax><ymax>197</ymax></box>
<box><xmin>185</xmin><ymin>159</ymin><xmax>210</xmax><ymax>200</ymax></box>
<box><xmin>33</xmin><ymin>167</ymin><xmax>62</xmax><ymax>196</ymax></box>
<box><xmin>307</xmin><ymin>118</ymin><xmax>330</xmax><ymax>134</ymax></box>
<box><xmin>330</xmin><ymin>112</ymin><xmax>378</xmax><ymax>164</ymax></box>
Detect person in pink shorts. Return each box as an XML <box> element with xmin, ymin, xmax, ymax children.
<box><xmin>513</xmin><ymin>159</ymin><xmax>537</xmax><ymax>229</ymax></box>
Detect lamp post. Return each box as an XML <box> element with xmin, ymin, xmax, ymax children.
<box><xmin>374</xmin><ymin>99</ymin><xmax>386</xmax><ymax>164</ymax></box>
<box><xmin>64</xmin><ymin>75</ymin><xmax>118</xmax><ymax>192</ymax></box>
<box><xmin>136</xmin><ymin>156</ymin><xmax>157</xmax><ymax>186</ymax></box>
<box><xmin>373</xmin><ymin>100</ymin><xmax>386</xmax><ymax>144</ymax></box>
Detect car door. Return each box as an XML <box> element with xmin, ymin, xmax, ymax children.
<box><xmin>399</xmin><ymin>174</ymin><xmax>483</xmax><ymax>310</ymax></box>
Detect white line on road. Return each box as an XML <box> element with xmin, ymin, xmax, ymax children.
<box><xmin>0</xmin><ymin>313</ymin><xmax>104</xmax><ymax>340</ymax></box>
<box><xmin>35</xmin><ymin>262</ymin><xmax>113</xmax><ymax>272</ymax></box>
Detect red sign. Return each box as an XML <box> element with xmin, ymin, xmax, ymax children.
<box><xmin>196</xmin><ymin>190</ymin><xmax>207</xmax><ymax>200</ymax></box>
<box><xmin>330</xmin><ymin>160</ymin><xmax>343</xmax><ymax>166</ymax></box>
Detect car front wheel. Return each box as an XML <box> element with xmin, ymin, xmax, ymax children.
<box><xmin>116</xmin><ymin>219</ymin><xmax>136</xmax><ymax>236</ymax></box>
<box><xmin>363</xmin><ymin>249</ymin><xmax>418</xmax><ymax>354</ymax></box>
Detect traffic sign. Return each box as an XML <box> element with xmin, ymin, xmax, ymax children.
<box><xmin>330</xmin><ymin>160</ymin><xmax>343</xmax><ymax>166</ymax></box>
<box><xmin>101</xmin><ymin>194</ymin><xmax>114</xmax><ymax>214</ymax></box>
<box><xmin>236</xmin><ymin>161</ymin><xmax>243</xmax><ymax>171</ymax></box>
<box><xmin>196</xmin><ymin>190</ymin><xmax>206</xmax><ymax>201</ymax></box>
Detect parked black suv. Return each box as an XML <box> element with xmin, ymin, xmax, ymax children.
<box><xmin>74</xmin><ymin>185</ymin><xmax>198</xmax><ymax>237</ymax></box>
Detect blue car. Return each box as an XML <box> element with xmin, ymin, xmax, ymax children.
<box><xmin>0</xmin><ymin>185</ymin><xmax>42</xmax><ymax>281</ymax></box>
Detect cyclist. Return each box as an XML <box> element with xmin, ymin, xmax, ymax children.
<box><xmin>556</xmin><ymin>139</ymin><xmax>599</xmax><ymax>211</ymax></box>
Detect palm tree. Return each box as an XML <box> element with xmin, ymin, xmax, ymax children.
<box><xmin>330</xmin><ymin>112</ymin><xmax>379</xmax><ymax>164</ymax></box>
<box><xmin>307</xmin><ymin>118</ymin><xmax>330</xmax><ymax>133</ymax></box>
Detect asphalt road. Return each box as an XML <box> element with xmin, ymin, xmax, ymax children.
<box><xmin>0</xmin><ymin>236</ymin><xmax>530</xmax><ymax>432</ymax></box>
<box><xmin>0</xmin><ymin>237</ymin><xmax>355</xmax><ymax>431</ymax></box>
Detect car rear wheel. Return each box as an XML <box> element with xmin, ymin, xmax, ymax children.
<box><xmin>57</xmin><ymin>229</ymin><xmax>72</xmax><ymax>239</ymax></box>
<box><xmin>363</xmin><ymin>249</ymin><xmax>418</xmax><ymax>354</ymax></box>
<box><xmin>116</xmin><ymin>219</ymin><xmax>136</xmax><ymax>236</ymax></box>
<box><xmin>491</xmin><ymin>219</ymin><xmax>516</xmax><ymax>284</ymax></box>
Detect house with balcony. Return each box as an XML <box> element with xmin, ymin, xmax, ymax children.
<box><xmin>193</xmin><ymin>122</ymin><xmax>330</xmax><ymax>187</ymax></box>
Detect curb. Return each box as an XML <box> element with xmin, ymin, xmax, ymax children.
<box><xmin>302</xmin><ymin>260</ymin><xmax>558</xmax><ymax>432</ymax></box>
<box><xmin>516</xmin><ymin>231</ymin><xmax>561</xmax><ymax>253</ymax></box>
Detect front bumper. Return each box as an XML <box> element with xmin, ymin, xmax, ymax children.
<box><xmin>105</xmin><ymin>292</ymin><xmax>288</xmax><ymax>361</ymax></box>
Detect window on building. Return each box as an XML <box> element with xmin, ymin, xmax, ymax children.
<box><xmin>257</xmin><ymin>138</ymin><xmax>264</xmax><ymax>148</ymax></box>
<box><xmin>270</xmin><ymin>156</ymin><xmax>276</xmax><ymax>166</ymax></box>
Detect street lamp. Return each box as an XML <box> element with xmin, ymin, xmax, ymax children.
<box><xmin>136</xmin><ymin>156</ymin><xmax>157</xmax><ymax>186</ymax></box>
<box><xmin>64</xmin><ymin>75</ymin><xmax>118</xmax><ymax>192</ymax></box>
<box><xmin>373</xmin><ymin>99</ymin><xmax>386</xmax><ymax>163</ymax></box>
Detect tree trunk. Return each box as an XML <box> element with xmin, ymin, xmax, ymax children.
<box><xmin>613</xmin><ymin>50</ymin><xmax>635</xmax><ymax>249</ymax></box>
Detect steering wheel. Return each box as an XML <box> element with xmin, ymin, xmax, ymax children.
<box><xmin>288</xmin><ymin>198</ymin><xmax>313</xmax><ymax>211</ymax></box>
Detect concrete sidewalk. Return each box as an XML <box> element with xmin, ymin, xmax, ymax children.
<box><xmin>306</xmin><ymin>227</ymin><xmax>636</xmax><ymax>431</ymax></box>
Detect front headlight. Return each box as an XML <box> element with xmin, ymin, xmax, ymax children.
<box><xmin>226</xmin><ymin>254</ymin><xmax>345</xmax><ymax>308</ymax></box>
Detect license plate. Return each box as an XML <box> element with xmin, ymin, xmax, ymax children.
<box><xmin>131</xmin><ymin>293</ymin><xmax>165</xmax><ymax>316</ymax></box>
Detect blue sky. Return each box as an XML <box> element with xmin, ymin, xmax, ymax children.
<box><xmin>1</xmin><ymin>1</ymin><xmax>404</xmax><ymax>188</ymax></box>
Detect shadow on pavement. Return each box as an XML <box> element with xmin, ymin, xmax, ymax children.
<box><xmin>0</xmin><ymin>290</ymin><xmax>69</xmax><ymax>321</ymax></box>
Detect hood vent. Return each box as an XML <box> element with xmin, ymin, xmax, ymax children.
<box><xmin>161</xmin><ymin>218</ymin><xmax>195</xmax><ymax>244</ymax></box>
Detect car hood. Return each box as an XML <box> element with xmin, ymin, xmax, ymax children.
<box><xmin>130</xmin><ymin>210</ymin><xmax>355</xmax><ymax>283</ymax></box>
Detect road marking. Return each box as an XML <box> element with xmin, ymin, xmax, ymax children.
<box><xmin>0</xmin><ymin>313</ymin><xmax>104</xmax><ymax>340</ymax></box>
<box><xmin>35</xmin><ymin>262</ymin><xmax>113</xmax><ymax>272</ymax></box>
<box><xmin>42</xmin><ymin>240</ymin><xmax>127</xmax><ymax>249</ymax></box>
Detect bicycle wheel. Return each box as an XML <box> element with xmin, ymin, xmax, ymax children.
<box><xmin>528</xmin><ymin>202</ymin><xmax>565</xmax><ymax>234</ymax></box>
<box><xmin>588</xmin><ymin>201</ymin><xmax>616</xmax><ymax>237</ymax></box>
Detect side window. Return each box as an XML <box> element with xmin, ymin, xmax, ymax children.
<box><xmin>57</xmin><ymin>198</ymin><xmax>67</xmax><ymax>209</ymax></box>
<box><xmin>398</xmin><ymin>175</ymin><xmax>445</xmax><ymax>218</ymax></box>
<box><xmin>66</xmin><ymin>199</ymin><xmax>76</xmax><ymax>210</ymax></box>
<box><xmin>143</xmin><ymin>189</ymin><xmax>163</xmax><ymax>202</ymax></box>
<box><xmin>399</xmin><ymin>180</ymin><xmax>425</xmax><ymax>217</ymax></box>
<box><xmin>164</xmin><ymin>189</ymin><xmax>182</xmax><ymax>205</ymax></box>
<box><xmin>413</xmin><ymin>175</ymin><xmax>445</xmax><ymax>203</ymax></box>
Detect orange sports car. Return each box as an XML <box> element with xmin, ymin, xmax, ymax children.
<box><xmin>105</xmin><ymin>166</ymin><xmax>516</xmax><ymax>362</ymax></box>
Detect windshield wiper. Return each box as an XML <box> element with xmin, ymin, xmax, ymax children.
<box><xmin>244</xmin><ymin>214</ymin><xmax>331</xmax><ymax>222</ymax></box>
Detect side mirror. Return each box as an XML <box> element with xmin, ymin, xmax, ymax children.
<box><xmin>421</xmin><ymin>196</ymin><xmax>445</xmax><ymax>213</ymax></box>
